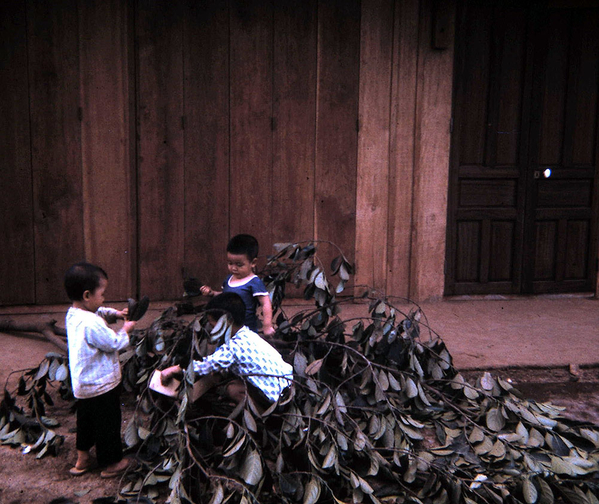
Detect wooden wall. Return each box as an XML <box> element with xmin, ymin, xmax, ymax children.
<box><xmin>0</xmin><ymin>0</ymin><xmax>456</xmax><ymax>305</ymax></box>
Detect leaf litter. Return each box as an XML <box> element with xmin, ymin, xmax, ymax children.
<box><xmin>1</xmin><ymin>241</ymin><xmax>598</xmax><ymax>503</ymax></box>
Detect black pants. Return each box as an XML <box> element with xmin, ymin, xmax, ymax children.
<box><xmin>76</xmin><ymin>385</ymin><xmax>123</xmax><ymax>467</ymax></box>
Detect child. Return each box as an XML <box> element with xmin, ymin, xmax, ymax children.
<box><xmin>64</xmin><ymin>262</ymin><xmax>137</xmax><ymax>478</ymax></box>
<box><xmin>201</xmin><ymin>234</ymin><xmax>275</xmax><ymax>336</ymax></box>
<box><xmin>160</xmin><ymin>293</ymin><xmax>292</xmax><ymax>406</ymax></box>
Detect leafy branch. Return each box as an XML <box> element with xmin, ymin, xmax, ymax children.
<box><xmin>1</xmin><ymin>241</ymin><xmax>598</xmax><ymax>504</ymax></box>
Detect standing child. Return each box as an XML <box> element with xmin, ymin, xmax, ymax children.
<box><xmin>201</xmin><ymin>234</ymin><xmax>275</xmax><ymax>336</ymax></box>
<box><xmin>64</xmin><ymin>262</ymin><xmax>137</xmax><ymax>478</ymax></box>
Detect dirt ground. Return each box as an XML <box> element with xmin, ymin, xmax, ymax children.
<box><xmin>0</xmin><ymin>314</ymin><xmax>158</xmax><ymax>504</ymax></box>
<box><xmin>0</xmin><ymin>390</ymin><xmax>131</xmax><ymax>504</ymax></box>
<box><xmin>1</xmin><ymin>298</ymin><xmax>598</xmax><ymax>503</ymax></box>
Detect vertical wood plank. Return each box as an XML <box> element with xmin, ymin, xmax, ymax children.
<box><xmin>565</xmin><ymin>220</ymin><xmax>589</xmax><ymax>279</ymax></box>
<box><xmin>27</xmin><ymin>0</ymin><xmax>83</xmax><ymax>304</ymax></box>
<box><xmin>569</xmin><ymin>9</ymin><xmax>599</xmax><ymax>166</ymax></box>
<box><xmin>355</xmin><ymin>0</ymin><xmax>394</xmax><ymax>293</ymax></box>
<box><xmin>386</xmin><ymin>0</ymin><xmax>420</xmax><ymax>298</ymax></box>
<box><xmin>137</xmin><ymin>0</ymin><xmax>185</xmax><ymax>299</ymax></box>
<box><xmin>79</xmin><ymin>0</ymin><xmax>135</xmax><ymax>301</ymax></box>
<box><xmin>230</xmin><ymin>0</ymin><xmax>274</xmax><ymax>259</ymax></box>
<box><xmin>494</xmin><ymin>6</ymin><xmax>527</xmax><ymax>167</ymax></box>
<box><xmin>537</xmin><ymin>11</ymin><xmax>569</xmax><ymax>166</ymax></box>
<box><xmin>315</xmin><ymin>0</ymin><xmax>360</xmax><ymax>268</ymax></box>
<box><xmin>458</xmin><ymin>1</ymin><xmax>490</xmax><ymax>166</ymax></box>
<box><xmin>183</xmin><ymin>0</ymin><xmax>230</xmax><ymax>288</ymax></box>
<box><xmin>0</xmin><ymin>2</ymin><xmax>35</xmax><ymax>305</ymax></box>
<box><xmin>489</xmin><ymin>221</ymin><xmax>515</xmax><ymax>281</ymax></box>
<box><xmin>456</xmin><ymin>221</ymin><xmax>480</xmax><ymax>282</ymax></box>
<box><xmin>410</xmin><ymin>0</ymin><xmax>456</xmax><ymax>301</ymax></box>
<box><xmin>272</xmin><ymin>0</ymin><xmax>317</xmax><ymax>244</ymax></box>
<box><xmin>480</xmin><ymin>218</ymin><xmax>491</xmax><ymax>283</ymax></box>
<box><xmin>534</xmin><ymin>221</ymin><xmax>556</xmax><ymax>280</ymax></box>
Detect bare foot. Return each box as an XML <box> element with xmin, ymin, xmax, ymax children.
<box><xmin>100</xmin><ymin>457</ymin><xmax>136</xmax><ymax>478</ymax></box>
<box><xmin>69</xmin><ymin>451</ymin><xmax>96</xmax><ymax>475</ymax></box>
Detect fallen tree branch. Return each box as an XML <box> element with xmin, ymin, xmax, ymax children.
<box><xmin>0</xmin><ymin>319</ymin><xmax>67</xmax><ymax>353</ymax></box>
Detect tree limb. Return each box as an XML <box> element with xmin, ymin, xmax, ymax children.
<box><xmin>0</xmin><ymin>319</ymin><xmax>68</xmax><ymax>353</ymax></box>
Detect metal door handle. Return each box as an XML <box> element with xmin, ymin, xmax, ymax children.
<box><xmin>534</xmin><ymin>169</ymin><xmax>552</xmax><ymax>179</ymax></box>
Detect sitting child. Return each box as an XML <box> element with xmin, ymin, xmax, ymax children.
<box><xmin>64</xmin><ymin>262</ymin><xmax>137</xmax><ymax>478</ymax></box>
<box><xmin>200</xmin><ymin>234</ymin><xmax>275</xmax><ymax>336</ymax></box>
<box><xmin>160</xmin><ymin>292</ymin><xmax>292</xmax><ymax>406</ymax></box>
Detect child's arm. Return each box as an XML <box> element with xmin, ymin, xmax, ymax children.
<box><xmin>96</xmin><ymin>306</ymin><xmax>124</xmax><ymax>324</ymax></box>
<box><xmin>86</xmin><ymin>319</ymin><xmax>136</xmax><ymax>353</ymax></box>
<box><xmin>122</xmin><ymin>320</ymin><xmax>136</xmax><ymax>333</ymax></box>
<box><xmin>258</xmin><ymin>295</ymin><xmax>275</xmax><ymax>337</ymax></box>
<box><xmin>200</xmin><ymin>285</ymin><xmax>222</xmax><ymax>297</ymax></box>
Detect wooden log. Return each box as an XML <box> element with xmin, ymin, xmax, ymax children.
<box><xmin>0</xmin><ymin>319</ymin><xmax>67</xmax><ymax>353</ymax></box>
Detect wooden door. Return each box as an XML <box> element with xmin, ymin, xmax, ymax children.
<box><xmin>446</xmin><ymin>0</ymin><xmax>599</xmax><ymax>296</ymax></box>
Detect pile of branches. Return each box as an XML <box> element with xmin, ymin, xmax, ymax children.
<box><xmin>1</xmin><ymin>242</ymin><xmax>599</xmax><ymax>504</ymax></box>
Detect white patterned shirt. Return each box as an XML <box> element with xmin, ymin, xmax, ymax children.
<box><xmin>193</xmin><ymin>326</ymin><xmax>293</xmax><ymax>402</ymax></box>
<box><xmin>66</xmin><ymin>306</ymin><xmax>129</xmax><ymax>399</ymax></box>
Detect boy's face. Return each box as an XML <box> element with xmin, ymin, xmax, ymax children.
<box><xmin>227</xmin><ymin>252</ymin><xmax>256</xmax><ymax>280</ymax></box>
<box><xmin>82</xmin><ymin>277</ymin><xmax>107</xmax><ymax>312</ymax></box>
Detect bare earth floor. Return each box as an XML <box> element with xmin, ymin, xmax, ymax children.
<box><xmin>0</xmin><ymin>296</ymin><xmax>598</xmax><ymax>503</ymax></box>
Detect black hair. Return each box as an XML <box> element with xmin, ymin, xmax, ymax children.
<box><xmin>64</xmin><ymin>262</ymin><xmax>108</xmax><ymax>301</ymax></box>
<box><xmin>205</xmin><ymin>292</ymin><xmax>246</xmax><ymax>326</ymax></box>
<box><xmin>227</xmin><ymin>234</ymin><xmax>259</xmax><ymax>261</ymax></box>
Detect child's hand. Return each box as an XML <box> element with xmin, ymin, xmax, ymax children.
<box><xmin>161</xmin><ymin>365</ymin><xmax>182</xmax><ymax>385</ymax></box>
<box><xmin>116</xmin><ymin>308</ymin><xmax>128</xmax><ymax>320</ymax></box>
<box><xmin>263</xmin><ymin>325</ymin><xmax>275</xmax><ymax>337</ymax></box>
<box><xmin>200</xmin><ymin>285</ymin><xmax>213</xmax><ymax>296</ymax></box>
<box><xmin>123</xmin><ymin>320</ymin><xmax>136</xmax><ymax>333</ymax></box>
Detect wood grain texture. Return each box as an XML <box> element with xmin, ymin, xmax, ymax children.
<box><xmin>569</xmin><ymin>9</ymin><xmax>599</xmax><ymax>166</ymax></box>
<box><xmin>314</xmin><ymin>0</ymin><xmax>360</xmax><ymax>271</ymax></box>
<box><xmin>183</xmin><ymin>0</ymin><xmax>231</xmax><ymax>289</ymax></box>
<box><xmin>410</xmin><ymin>0</ymin><xmax>455</xmax><ymax>301</ymax></box>
<box><xmin>457</xmin><ymin>1</ymin><xmax>489</xmax><ymax>166</ymax></box>
<box><xmin>537</xmin><ymin>10</ymin><xmax>569</xmax><ymax>167</ymax></box>
<box><xmin>355</xmin><ymin>0</ymin><xmax>394</xmax><ymax>293</ymax></box>
<box><xmin>386</xmin><ymin>0</ymin><xmax>420</xmax><ymax>299</ymax></box>
<box><xmin>446</xmin><ymin>1</ymin><xmax>529</xmax><ymax>296</ymax></box>
<box><xmin>272</xmin><ymin>0</ymin><xmax>317</xmax><ymax>244</ymax></box>
<box><xmin>493</xmin><ymin>7</ymin><xmax>526</xmax><ymax>168</ymax></box>
<box><xmin>137</xmin><ymin>0</ymin><xmax>185</xmax><ymax>299</ymax></box>
<box><xmin>230</xmin><ymin>0</ymin><xmax>273</xmax><ymax>259</ymax></box>
<box><xmin>0</xmin><ymin>2</ymin><xmax>35</xmax><ymax>305</ymax></box>
<box><xmin>27</xmin><ymin>0</ymin><xmax>83</xmax><ymax>304</ymax></box>
<box><xmin>527</xmin><ymin>7</ymin><xmax>599</xmax><ymax>294</ymax></box>
<box><xmin>79</xmin><ymin>0</ymin><xmax>135</xmax><ymax>300</ymax></box>
<box><xmin>9</xmin><ymin>1</ymin><xmax>590</xmax><ymax>304</ymax></box>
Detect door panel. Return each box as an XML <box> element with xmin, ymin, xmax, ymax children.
<box><xmin>446</xmin><ymin>1</ymin><xmax>599</xmax><ymax>296</ymax></box>
<box><xmin>526</xmin><ymin>7</ymin><xmax>599</xmax><ymax>293</ymax></box>
<box><xmin>446</xmin><ymin>1</ymin><xmax>529</xmax><ymax>295</ymax></box>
